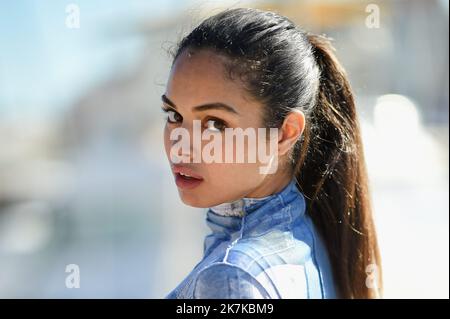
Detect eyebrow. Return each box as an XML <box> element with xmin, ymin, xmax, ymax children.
<box><xmin>161</xmin><ymin>94</ymin><xmax>239</xmax><ymax>115</ymax></box>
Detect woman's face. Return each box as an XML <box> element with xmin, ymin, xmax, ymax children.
<box><xmin>162</xmin><ymin>49</ymin><xmax>289</xmax><ymax>208</ymax></box>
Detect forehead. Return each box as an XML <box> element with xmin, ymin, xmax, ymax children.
<box><xmin>165</xmin><ymin>49</ymin><xmax>256</xmax><ymax>110</ymax></box>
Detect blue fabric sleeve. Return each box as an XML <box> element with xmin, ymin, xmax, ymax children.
<box><xmin>192</xmin><ymin>263</ymin><xmax>270</xmax><ymax>299</ymax></box>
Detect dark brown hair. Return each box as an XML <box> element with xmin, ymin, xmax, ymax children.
<box><xmin>170</xmin><ymin>7</ymin><xmax>382</xmax><ymax>298</ymax></box>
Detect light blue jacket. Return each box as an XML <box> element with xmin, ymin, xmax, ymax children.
<box><xmin>165</xmin><ymin>179</ymin><xmax>337</xmax><ymax>299</ymax></box>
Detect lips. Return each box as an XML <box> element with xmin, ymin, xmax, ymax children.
<box><xmin>172</xmin><ymin>164</ymin><xmax>203</xmax><ymax>179</ymax></box>
<box><xmin>172</xmin><ymin>164</ymin><xmax>204</xmax><ymax>190</ymax></box>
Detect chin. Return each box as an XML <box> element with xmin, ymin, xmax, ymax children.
<box><xmin>178</xmin><ymin>192</ymin><xmax>211</xmax><ymax>208</ymax></box>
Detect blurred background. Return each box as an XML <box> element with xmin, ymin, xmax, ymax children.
<box><xmin>0</xmin><ymin>0</ymin><xmax>448</xmax><ymax>298</ymax></box>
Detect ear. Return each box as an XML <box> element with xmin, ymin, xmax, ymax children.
<box><xmin>278</xmin><ymin>109</ymin><xmax>305</xmax><ymax>156</ymax></box>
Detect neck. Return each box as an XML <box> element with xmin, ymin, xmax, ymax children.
<box><xmin>244</xmin><ymin>168</ymin><xmax>293</xmax><ymax>198</ymax></box>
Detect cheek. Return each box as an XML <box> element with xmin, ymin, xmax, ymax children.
<box><xmin>205</xmin><ymin>162</ymin><xmax>264</xmax><ymax>190</ymax></box>
<box><xmin>163</xmin><ymin>124</ymin><xmax>171</xmax><ymax>159</ymax></box>
<box><xmin>200</xmin><ymin>163</ymin><xmax>263</xmax><ymax>205</ymax></box>
<box><xmin>203</xmin><ymin>133</ymin><xmax>270</xmax><ymax>184</ymax></box>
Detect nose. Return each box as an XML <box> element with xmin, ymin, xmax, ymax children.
<box><xmin>169</xmin><ymin>127</ymin><xmax>191</xmax><ymax>164</ymax></box>
<box><xmin>168</xmin><ymin>120</ymin><xmax>202</xmax><ymax>164</ymax></box>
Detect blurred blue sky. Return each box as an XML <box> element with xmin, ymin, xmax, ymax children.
<box><xmin>0</xmin><ymin>0</ymin><xmax>182</xmax><ymax>118</ymax></box>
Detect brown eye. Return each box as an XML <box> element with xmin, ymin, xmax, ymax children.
<box><xmin>167</xmin><ymin>110</ymin><xmax>182</xmax><ymax>123</ymax></box>
<box><xmin>205</xmin><ymin>119</ymin><xmax>227</xmax><ymax>132</ymax></box>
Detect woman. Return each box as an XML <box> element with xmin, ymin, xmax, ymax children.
<box><xmin>161</xmin><ymin>7</ymin><xmax>382</xmax><ymax>299</ymax></box>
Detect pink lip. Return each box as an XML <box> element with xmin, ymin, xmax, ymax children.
<box><xmin>171</xmin><ymin>164</ymin><xmax>204</xmax><ymax>190</ymax></box>
<box><xmin>172</xmin><ymin>164</ymin><xmax>204</xmax><ymax>179</ymax></box>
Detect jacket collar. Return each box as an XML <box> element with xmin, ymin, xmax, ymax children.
<box><xmin>205</xmin><ymin>178</ymin><xmax>306</xmax><ymax>237</ymax></box>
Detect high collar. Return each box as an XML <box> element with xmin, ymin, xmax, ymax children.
<box><xmin>205</xmin><ymin>178</ymin><xmax>306</xmax><ymax>238</ymax></box>
<box><xmin>209</xmin><ymin>194</ymin><xmax>271</xmax><ymax>217</ymax></box>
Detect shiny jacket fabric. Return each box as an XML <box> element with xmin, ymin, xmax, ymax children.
<box><xmin>165</xmin><ymin>179</ymin><xmax>337</xmax><ymax>299</ymax></box>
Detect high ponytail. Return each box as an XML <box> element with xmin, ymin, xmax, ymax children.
<box><xmin>293</xmin><ymin>34</ymin><xmax>383</xmax><ymax>298</ymax></box>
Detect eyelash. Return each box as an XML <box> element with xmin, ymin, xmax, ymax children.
<box><xmin>161</xmin><ymin>107</ymin><xmax>182</xmax><ymax>124</ymax></box>
<box><xmin>161</xmin><ymin>107</ymin><xmax>228</xmax><ymax>132</ymax></box>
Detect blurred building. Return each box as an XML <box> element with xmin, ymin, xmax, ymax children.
<box><xmin>0</xmin><ymin>0</ymin><xmax>448</xmax><ymax>298</ymax></box>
